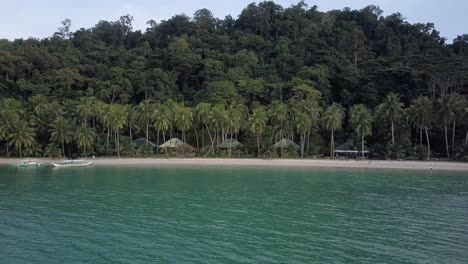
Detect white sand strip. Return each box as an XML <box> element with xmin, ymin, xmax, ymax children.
<box><xmin>1</xmin><ymin>158</ymin><xmax>467</xmax><ymax>171</ymax></box>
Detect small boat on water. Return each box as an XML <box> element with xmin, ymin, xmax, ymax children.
<box><xmin>51</xmin><ymin>159</ymin><xmax>93</xmax><ymax>167</ymax></box>
<box><xmin>14</xmin><ymin>159</ymin><xmax>43</xmax><ymax>167</ymax></box>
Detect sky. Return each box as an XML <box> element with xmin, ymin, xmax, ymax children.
<box><xmin>0</xmin><ymin>0</ymin><xmax>466</xmax><ymax>42</ymax></box>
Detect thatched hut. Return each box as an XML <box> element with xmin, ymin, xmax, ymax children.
<box><xmin>272</xmin><ymin>138</ymin><xmax>300</xmax><ymax>151</ymax></box>
<box><xmin>216</xmin><ymin>138</ymin><xmax>243</xmax><ymax>149</ymax></box>
<box><xmin>334</xmin><ymin>139</ymin><xmax>368</xmax><ymax>159</ymax></box>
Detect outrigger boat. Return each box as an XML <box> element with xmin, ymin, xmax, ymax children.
<box><xmin>51</xmin><ymin>159</ymin><xmax>93</xmax><ymax>167</ymax></box>
<box><xmin>14</xmin><ymin>159</ymin><xmax>43</xmax><ymax>167</ymax></box>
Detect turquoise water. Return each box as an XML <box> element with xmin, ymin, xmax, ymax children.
<box><xmin>0</xmin><ymin>166</ymin><xmax>467</xmax><ymax>263</ymax></box>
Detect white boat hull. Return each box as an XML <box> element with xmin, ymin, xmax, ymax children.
<box><xmin>51</xmin><ymin>161</ymin><xmax>93</xmax><ymax>167</ymax></box>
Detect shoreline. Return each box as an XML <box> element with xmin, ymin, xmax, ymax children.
<box><xmin>1</xmin><ymin>158</ymin><xmax>468</xmax><ymax>171</ymax></box>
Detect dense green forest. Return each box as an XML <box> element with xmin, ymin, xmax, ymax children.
<box><xmin>0</xmin><ymin>1</ymin><xmax>467</xmax><ymax>160</ymax></box>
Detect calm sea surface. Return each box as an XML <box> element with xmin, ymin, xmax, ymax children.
<box><xmin>0</xmin><ymin>165</ymin><xmax>467</xmax><ymax>263</ymax></box>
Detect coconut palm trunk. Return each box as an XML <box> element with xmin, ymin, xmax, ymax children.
<box><xmin>420</xmin><ymin>127</ymin><xmax>423</xmax><ymax>146</ymax></box>
<box><xmin>391</xmin><ymin>121</ymin><xmax>395</xmax><ymax>145</ymax></box>
<box><xmin>361</xmin><ymin>135</ymin><xmax>365</xmax><ymax>158</ymax></box>
<box><xmin>301</xmin><ymin>133</ymin><xmax>305</xmax><ymax>158</ymax></box>
<box><xmin>256</xmin><ymin>132</ymin><xmax>261</xmax><ymax>156</ymax></box>
<box><xmin>228</xmin><ymin>132</ymin><xmax>233</xmax><ymax>158</ymax></box>
<box><xmin>452</xmin><ymin>121</ymin><xmax>456</xmax><ymax>157</ymax></box>
<box><xmin>129</xmin><ymin>124</ymin><xmax>133</xmax><ymax>156</ymax></box>
<box><xmin>106</xmin><ymin>127</ymin><xmax>110</xmax><ymax>156</ymax></box>
<box><xmin>280</xmin><ymin>131</ymin><xmax>284</xmax><ymax>158</ymax></box>
<box><xmin>425</xmin><ymin>127</ymin><xmax>430</xmax><ymax>160</ymax></box>
<box><xmin>204</xmin><ymin>133</ymin><xmax>215</xmax><ymax>158</ymax></box>
<box><xmin>116</xmin><ymin>129</ymin><xmax>120</xmax><ymax>158</ymax></box>
<box><xmin>330</xmin><ymin>129</ymin><xmax>334</xmax><ymax>158</ymax></box>
<box><xmin>444</xmin><ymin>115</ymin><xmax>450</xmax><ymax>159</ymax></box>
<box><xmin>194</xmin><ymin>128</ymin><xmax>199</xmax><ymax>149</ymax></box>
<box><xmin>62</xmin><ymin>141</ymin><xmax>65</xmax><ymax>158</ymax></box>
<box><xmin>146</xmin><ymin>123</ymin><xmax>149</xmax><ymax>145</ymax></box>
<box><xmin>162</xmin><ymin>130</ymin><xmax>169</xmax><ymax>159</ymax></box>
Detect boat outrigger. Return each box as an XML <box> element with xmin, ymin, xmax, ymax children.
<box><xmin>51</xmin><ymin>160</ymin><xmax>93</xmax><ymax>167</ymax></box>
<box><xmin>14</xmin><ymin>159</ymin><xmax>43</xmax><ymax>167</ymax></box>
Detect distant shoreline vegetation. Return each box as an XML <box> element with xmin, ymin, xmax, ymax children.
<box><xmin>0</xmin><ymin>2</ymin><xmax>467</xmax><ymax>160</ymax></box>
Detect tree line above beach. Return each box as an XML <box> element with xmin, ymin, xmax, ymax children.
<box><xmin>0</xmin><ymin>1</ymin><xmax>467</xmax><ymax>160</ymax></box>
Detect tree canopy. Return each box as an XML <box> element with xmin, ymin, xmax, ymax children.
<box><xmin>0</xmin><ymin>1</ymin><xmax>467</xmax><ymax>160</ymax></box>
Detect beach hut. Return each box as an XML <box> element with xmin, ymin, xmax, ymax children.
<box><xmin>132</xmin><ymin>138</ymin><xmax>157</xmax><ymax>148</ymax></box>
<box><xmin>159</xmin><ymin>138</ymin><xmax>195</xmax><ymax>155</ymax></box>
<box><xmin>334</xmin><ymin>139</ymin><xmax>369</xmax><ymax>159</ymax></box>
<box><xmin>159</xmin><ymin>138</ymin><xmax>185</xmax><ymax>148</ymax></box>
<box><xmin>272</xmin><ymin>138</ymin><xmax>300</xmax><ymax>151</ymax></box>
<box><xmin>216</xmin><ymin>138</ymin><xmax>243</xmax><ymax>149</ymax></box>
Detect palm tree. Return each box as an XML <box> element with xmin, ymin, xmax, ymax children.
<box><xmin>226</xmin><ymin>103</ymin><xmax>245</xmax><ymax>158</ymax></box>
<box><xmin>50</xmin><ymin>116</ymin><xmax>74</xmax><ymax>158</ymax></box>
<box><xmin>437</xmin><ymin>95</ymin><xmax>464</xmax><ymax>159</ymax></box>
<box><xmin>126</xmin><ymin>105</ymin><xmax>136</xmax><ymax>155</ymax></box>
<box><xmin>409</xmin><ymin>96</ymin><xmax>432</xmax><ymax>160</ymax></box>
<box><xmin>268</xmin><ymin>101</ymin><xmax>289</xmax><ymax>158</ymax></box>
<box><xmin>0</xmin><ymin>98</ymin><xmax>24</xmax><ymax>157</ymax></box>
<box><xmin>249</xmin><ymin>106</ymin><xmax>268</xmax><ymax>156</ymax></box>
<box><xmin>450</xmin><ymin>95</ymin><xmax>466</xmax><ymax>156</ymax></box>
<box><xmin>75</xmin><ymin>125</ymin><xmax>96</xmax><ymax>157</ymax></box>
<box><xmin>97</xmin><ymin>102</ymin><xmax>112</xmax><ymax>156</ymax></box>
<box><xmin>295</xmin><ymin>112</ymin><xmax>312</xmax><ymax>158</ymax></box>
<box><xmin>350</xmin><ymin>104</ymin><xmax>373</xmax><ymax>158</ymax></box>
<box><xmin>107</xmin><ymin>104</ymin><xmax>127</xmax><ymax>157</ymax></box>
<box><xmin>154</xmin><ymin>104</ymin><xmax>171</xmax><ymax>158</ymax></box>
<box><xmin>195</xmin><ymin>103</ymin><xmax>214</xmax><ymax>152</ymax></box>
<box><xmin>292</xmin><ymin>99</ymin><xmax>322</xmax><ymax>156</ymax></box>
<box><xmin>322</xmin><ymin>103</ymin><xmax>345</xmax><ymax>158</ymax></box>
<box><xmin>165</xmin><ymin>99</ymin><xmax>178</xmax><ymax>139</ymax></box>
<box><xmin>174</xmin><ymin>105</ymin><xmax>193</xmax><ymax>144</ymax></box>
<box><xmin>204</xmin><ymin>104</ymin><xmax>227</xmax><ymax>157</ymax></box>
<box><xmin>76</xmin><ymin>97</ymin><xmax>96</xmax><ymax>127</ymax></box>
<box><xmin>9</xmin><ymin>120</ymin><xmax>35</xmax><ymax>158</ymax></box>
<box><xmin>375</xmin><ymin>92</ymin><xmax>405</xmax><ymax>145</ymax></box>
<box><xmin>137</xmin><ymin>100</ymin><xmax>154</xmax><ymax>145</ymax></box>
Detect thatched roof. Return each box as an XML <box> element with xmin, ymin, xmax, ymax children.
<box><xmin>335</xmin><ymin>139</ymin><xmax>368</xmax><ymax>153</ymax></box>
<box><xmin>133</xmin><ymin>138</ymin><xmax>156</xmax><ymax>147</ymax></box>
<box><xmin>159</xmin><ymin>138</ymin><xmax>186</xmax><ymax>148</ymax></box>
<box><xmin>216</xmin><ymin>138</ymin><xmax>242</xmax><ymax>149</ymax></box>
<box><xmin>272</xmin><ymin>138</ymin><xmax>300</xmax><ymax>150</ymax></box>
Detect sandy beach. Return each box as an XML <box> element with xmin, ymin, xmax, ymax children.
<box><xmin>1</xmin><ymin>158</ymin><xmax>468</xmax><ymax>171</ymax></box>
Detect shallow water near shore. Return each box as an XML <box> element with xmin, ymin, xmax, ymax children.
<box><xmin>1</xmin><ymin>166</ymin><xmax>467</xmax><ymax>263</ymax></box>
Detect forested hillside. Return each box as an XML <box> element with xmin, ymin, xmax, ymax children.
<box><xmin>0</xmin><ymin>1</ymin><xmax>467</xmax><ymax>160</ymax></box>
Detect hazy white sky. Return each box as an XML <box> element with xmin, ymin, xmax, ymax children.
<box><xmin>0</xmin><ymin>0</ymin><xmax>465</xmax><ymax>41</ymax></box>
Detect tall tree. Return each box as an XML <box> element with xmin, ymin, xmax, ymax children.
<box><xmin>75</xmin><ymin>125</ymin><xmax>95</xmax><ymax>157</ymax></box>
<box><xmin>409</xmin><ymin>96</ymin><xmax>433</xmax><ymax>160</ymax></box>
<box><xmin>295</xmin><ymin>112</ymin><xmax>312</xmax><ymax>158</ymax></box>
<box><xmin>50</xmin><ymin>116</ymin><xmax>74</xmax><ymax>158</ymax></box>
<box><xmin>137</xmin><ymin>100</ymin><xmax>154</xmax><ymax>145</ymax></box>
<box><xmin>350</xmin><ymin>104</ymin><xmax>373</xmax><ymax>158</ymax></box>
<box><xmin>249</xmin><ymin>106</ymin><xmax>268</xmax><ymax>156</ymax></box>
<box><xmin>376</xmin><ymin>93</ymin><xmax>406</xmax><ymax>145</ymax></box>
<box><xmin>9</xmin><ymin>120</ymin><xmax>35</xmax><ymax>158</ymax></box>
<box><xmin>322</xmin><ymin>104</ymin><xmax>345</xmax><ymax>158</ymax></box>
<box><xmin>154</xmin><ymin>104</ymin><xmax>171</xmax><ymax>158</ymax></box>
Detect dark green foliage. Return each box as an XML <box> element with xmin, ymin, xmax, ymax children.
<box><xmin>0</xmin><ymin>2</ymin><xmax>467</xmax><ymax>159</ymax></box>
